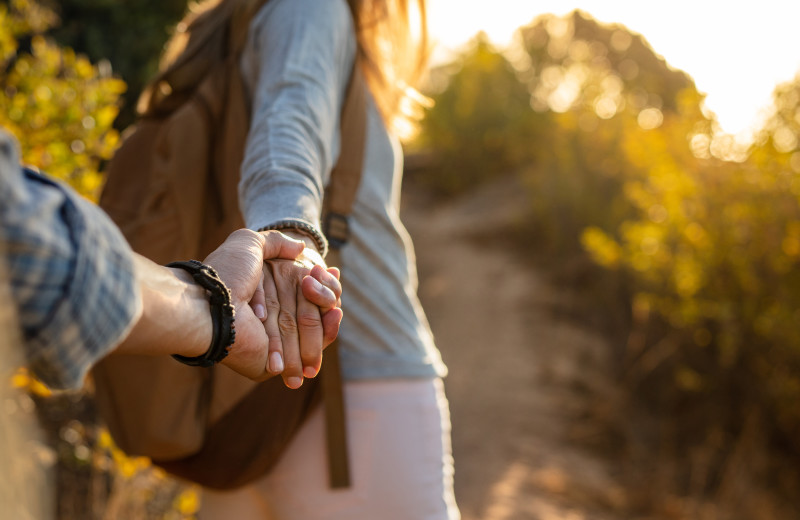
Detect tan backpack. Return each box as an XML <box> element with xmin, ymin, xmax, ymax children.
<box><xmin>91</xmin><ymin>0</ymin><xmax>364</xmax><ymax>490</ymax></box>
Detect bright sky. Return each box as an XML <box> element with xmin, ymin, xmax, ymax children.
<box><xmin>427</xmin><ymin>0</ymin><xmax>800</xmax><ymax>140</ymax></box>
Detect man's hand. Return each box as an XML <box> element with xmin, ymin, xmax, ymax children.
<box><xmin>203</xmin><ymin>229</ymin><xmax>342</xmax><ymax>381</ymax></box>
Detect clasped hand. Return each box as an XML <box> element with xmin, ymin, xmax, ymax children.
<box><xmin>260</xmin><ymin>247</ymin><xmax>342</xmax><ymax>389</ymax></box>
<box><xmin>202</xmin><ymin>229</ymin><xmax>342</xmax><ymax>385</ymax></box>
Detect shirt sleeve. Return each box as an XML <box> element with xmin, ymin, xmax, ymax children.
<box><xmin>238</xmin><ymin>0</ymin><xmax>357</xmax><ymax>252</ymax></box>
<box><xmin>0</xmin><ymin>132</ymin><xmax>142</xmax><ymax>390</ymax></box>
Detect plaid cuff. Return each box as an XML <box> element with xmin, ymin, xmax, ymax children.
<box><xmin>10</xmin><ymin>169</ymin><xmax>141</xmax><ymax>389</ymax></box>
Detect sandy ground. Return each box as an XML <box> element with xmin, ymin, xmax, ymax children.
<box><xmin>402</xmin><ymin>176</ymin><xmax>627</xmax><ymax>520</ymax></box>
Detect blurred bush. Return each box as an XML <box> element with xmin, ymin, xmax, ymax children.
<box><xmin>578</xmin><ymin>77</ymin><xmax>800</xmax><ymax>513</ymax></box>
<box><xmin>414</xmin><ymin>9</ymin><xmax>800</xmax><ymax>517</ymax></box>
<box><xmin>409</xmin><ymin>33</ymin><xmax>536</xmax><ymax>196</ymax></box>
<box><xmin>43</xmin><ymin>0</ymin><xmax>188</xmax><ymax>129</ymax></box>
<box><xmin>2</xmin><ymin>1</ymin><xmax>196</xmax><ymax>518</ymax></box>
<box><xmin>0</xmin><ymin>0</ymin><xmax>124</xmax><ymax>200</ymax></box>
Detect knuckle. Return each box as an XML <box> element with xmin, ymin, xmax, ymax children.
<box><xmin>277</xmin><ymin>310</ymin><xmax>298</xmax><ymax>334</ymax></box>
<box><xmin>270</xmin><ymin>258</ymin><xmax>308</xmax><ymax>279</ymax></box>
<box><xmin>296</xmin><ymin>310</ymin><xmax>321</xmax><ymax>330</ymax></box>
<box><xmin>231</xmin><ymin>228</ymin><xmax>254</xmax><ymax>239</ymax></box>
<box><xmin>229</xmin><ymin>228</ymin><xmax>258</xmax><ymax>246</ymax></box>
<box><xmin>263</xmin><ymin>296</ymin><xmax>280</xmax><ymax>312</ymax></box>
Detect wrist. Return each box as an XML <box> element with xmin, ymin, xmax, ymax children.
<box><xmin>257</xmin><ymin>220</ymin><xmax>328</xmax><ymax>257</ymax></box>
<box><xmin>117</xmin><ymin>256</ymin><xmax>217</xmax><ymax>358</ymax></box>
<box><xmin>168</xmin><ymin>267</ymin><xmax>213</xmax><ymax>357</ymax></box>
<box><xmin>167</xmin><ymin>260</ymin><xmax>236</xmax><ymax>367</ymax></box>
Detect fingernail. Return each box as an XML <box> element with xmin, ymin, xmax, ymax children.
<box><xmin>286</xmin><ymin>376</ymin><xmax>303</xmax><ymax>389</ymax></box>
<box><xmin>268</xmin><ymin>352</ymin><xmax>284</xmax><ymax>373</ymax></box>
<box><xmin>254</xmin><ymin>304</ymin><xmax>266</xmax><ymax>321</ymax></box>
<box><xmin>303</xmin><ymin>366</ymin><xmax>318</xmax><ymax>378</ymax></box>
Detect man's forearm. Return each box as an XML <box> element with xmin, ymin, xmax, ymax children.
<box><xmin>113</xmin><ymin>254</ymin><xmax>211</xmax><ymax>358</ymax></box>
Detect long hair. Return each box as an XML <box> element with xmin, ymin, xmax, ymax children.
<box><xmin>138</xmin><ymin>0</ymin><xmax>257</xmax><ymax>115</ymax></box>
<box><xmin>147</xmin><ymin>0</ymin><xmax>430</xmax><ymax>133</ymax></box>
<box><xmin>347</xmin><ymin>0</ymin><xmax>430</xmax><ymax>137</ymax></box>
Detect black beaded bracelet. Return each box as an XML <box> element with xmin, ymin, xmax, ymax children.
<box><xmin>166</xmin><ymin>260</ymin><xmax>236</xmax><ymax>367</ymax></box>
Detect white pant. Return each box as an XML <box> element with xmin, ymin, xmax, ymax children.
<box><xmin>200</xmin><ymin>378</ymin><xmax>460</xmax><ymax>520</ymax></box>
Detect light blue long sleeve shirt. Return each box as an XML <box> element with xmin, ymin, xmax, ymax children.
<box><xmin>239</xmin><ymin>0</ymin><xmax>446</xmax><ymax>380</ymax></box>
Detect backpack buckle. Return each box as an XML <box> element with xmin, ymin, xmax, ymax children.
<box><xmin>324</xmin><ymin>213</ymin><xmax>350</xmax><ymax>250</ymax></box>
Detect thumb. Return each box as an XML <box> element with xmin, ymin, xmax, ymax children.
<box><xmin>261</xmin><ymin>231</ymin><xmax>305</xmax><ymax>260</ymax></box>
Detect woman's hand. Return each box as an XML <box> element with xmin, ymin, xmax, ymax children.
<box><xmin>202</xmin><ymin>229</ymin><xmax>342</xmax><ymax>382</ymax></box>
<box><xmin>260</xmin><ymin>249</ymin><xmax>342</xmax><ymax>389</ymax></box>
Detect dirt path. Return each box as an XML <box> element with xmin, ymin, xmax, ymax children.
<box><xmin>402</xmin><ymin>176</ymin><xmax>626</xmax><ymax>520</ymax></box>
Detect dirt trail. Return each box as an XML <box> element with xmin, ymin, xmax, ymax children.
<box><xmin>402</xmin><ymin>176</ymin><xmax>626</xmax><ymax>520</ymax></box>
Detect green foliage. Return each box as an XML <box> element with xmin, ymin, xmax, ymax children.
<box><xmin>515</xmin><ymin>12</ymin><xmax>705</xmax><ymax>257</ymax></box>
<box><xmin>519</xmin><ymin>10</ymin><xmax>692</xmax><ymax>116</ymax></box>
<box><xmin>577</xmin><ymin>74</ymin><xmax>800</xmax><ymax>505</ymax></box>
<box><xmin>416</xmin><ymin>8</ymin><xmax>800</xmax><ymax>509</ymax></box>
<box><xmin>44</xmin><ymin>0</ymin><xmax>189</xmax><ymax>128</ymax></box>
<box><xmin>3</xmin><ymin>4</ymin><xmax>195</xmax><ymax>516</ymax></box>
<box><xmin>412</xmin><ymin>34</ymin><xmax>536</xmax><ymax>196</ymax></box>
<box><xmin>0</xmin><ymin>0</ymin><xmax>125</xmax><ymax>200</ymax></box>
<box><xmin>518</xmin><ymin>11</ymin><xmax>800</xmax><ymax>504</ymax></box>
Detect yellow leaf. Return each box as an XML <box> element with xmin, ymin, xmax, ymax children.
<box><xmin>581</xmin><ymin>226</ymin><xmax>621</xmax><ymax>268</ymax></box>
<box><xmin>10</xmin><ymin>367</ymin><xmax>52</xmax><ymax>397</ymax></box>
<box><xmin>174</xmin><ymin>488</ymin><xmax>200</xmax><ymax>515</ymax></box>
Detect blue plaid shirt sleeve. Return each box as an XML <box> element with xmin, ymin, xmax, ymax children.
<box><xmin>0</xmin><ymin>133</ymin><xmax>142</xmax><ymax>390</ymax></box>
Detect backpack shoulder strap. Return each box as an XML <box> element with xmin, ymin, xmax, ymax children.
<box><xmin>323</xmin><ymin>69</ymin><xmax>367</xmax><ymax>253</ymax></box>
<box><xmin>319</xmin><ymin>66</ymin><xmax>367</xmax><ymax>489</ymax></box>
<box><xmin>139</xmin><ymin>0</ymin><xmax>269</xmax><ymax>117</ymax></box>
<box><xmin>229</xmin><ymin>0</ymin><xmax>269</xmax><ymax>55</ymax></box>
